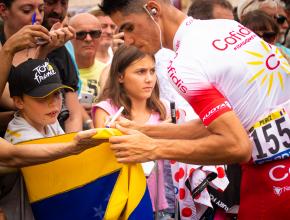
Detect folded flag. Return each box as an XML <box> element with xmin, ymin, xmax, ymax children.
<box><xmin>19</xmin><ymin>128</ymin><xmax>153</xmax><ymax>220</ymax></box>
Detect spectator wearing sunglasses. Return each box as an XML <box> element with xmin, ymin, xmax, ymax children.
<box><xmin>238</xmin><ymin>0</ymin><xmax>290</xmax><ymax>57</ymax></box>
<box><xmin>241</xmin><ymin>10</ymin><xmax>279</xmax><ymax>44</ymax></box>
<box><xmin>70</xmin><ymin>13</ymin><xmax>106</xmax><ymax>129</ymax></box>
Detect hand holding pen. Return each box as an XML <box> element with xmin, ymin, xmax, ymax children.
<box><xmin>5</xmin><ymin>12</ymin><xmax>50</xmax><ymax>55</ymax></box>
<box><xmin>32</xmin><ymin>12</ymin><xmax>49</xmax><ymax>45</ymax></box>
<box><xmin>31</xmin><ymin>12</ymin><xmax>75</xmax><ymax>58</ymax></box>
<box><xmin>105</xmin><ymin>106</ymin><xmax>125</xmax><ymax>128</ymax></box>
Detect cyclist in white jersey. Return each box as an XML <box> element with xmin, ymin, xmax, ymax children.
<box><xmin>99</xmin><ymin>0</ymin><xmax>290</xmax><ymax>218</ymax></box>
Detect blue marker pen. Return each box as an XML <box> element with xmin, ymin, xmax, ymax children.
<box><xmin>31</xmin><ymin>12</ymin><xmax>48</xmax><ymax>45</ymax></box>
<box><xmin>31</xmin><ymin>12</ymin><xmax>37</xmax><ymax>25</ymax></box>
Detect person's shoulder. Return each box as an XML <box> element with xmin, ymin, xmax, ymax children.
<box><xmin>4</xmin><ymin>114</ymin><xmax>41</xmax><ymax>144</ymax></box>
<box><xmin>47</xmin><ymin>46</ymin><xmax>75</xmax><ymax>66</ymax></box>
<box><xmin>213</xmin><ymin>19</ymin><xmax>241</xmax><ymax>29</ymax></box>
<box><xmin>199</xmin><ymin>18</ymin><xmax>238</xmax><ymax>25</ymax></box>
<box><xmin>47</xmin><ymin>46</ymin><xmax>70</xmax><ymax>67</ymax></box>
<box><xmin>147</xmin><ymin>98</ymin><xmax>170</xmax><ymax>123</ymax></box>
<box><xmin>189</xmin><ymin>19</ymin><xmax>239</xmax><ymax>35</ymax></box>
<box><xmin>94</xmin><ymin>99</ymin><xmax>118</xmax><ymax>115</ymax></box>
<box><xmin>155</xmin><ymin>48</ymin><xmax>175</xmax><ymax>60</ymax></box>
<box><xmin>48</xmin><ymin>45</ymin><xmax>67</xmax><ymax>57</ymax></box>
<box><xmin>181</xmin><ymin>19</ymin><xmax>242</xmax><ymax>51</ymax></box>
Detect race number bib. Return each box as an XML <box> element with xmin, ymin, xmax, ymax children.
<box><xmin>249</xmin><ymin>108</ymin><xmax>290</xmax><ymax>164</ymax></box>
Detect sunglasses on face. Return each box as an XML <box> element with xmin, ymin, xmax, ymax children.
<box><xmin>274</xmin><ymin>14</ymin><xmax>288</xmax><ymax>24</ymax></box>
<box><xmin>257</xmin><ymin>31</ymin><xmax>277</xmax><ymax>43</ymax></box>
<box><xmin>75</xmin><ymin>30</ymin><xmax>102</xmax><ymax>40</ymax></box>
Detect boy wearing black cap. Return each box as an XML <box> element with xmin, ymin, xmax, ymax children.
<box><xmin>5</xmin><ymin>59</ymin><xmax>74</xmax><ymax>144</ymax></box>
<box><xmin>2</xmin><ymin>59</ymin><xmax>74</xmax><ymax>220</ymax></box>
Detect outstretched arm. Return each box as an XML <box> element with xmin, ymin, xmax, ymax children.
<box><xmin>0</xmin><ymin>45</ymin><xmax>14</xmax><ymax>96</ymax></box>
<box><xmin>114</xmin><ymin>117</ymin><xmax>210</xmax><ymax>139</ymax></box>
<box><xmin>110</xmin><ymin>111</ymin><xmax>252</xmax><ymax>165</ymax></box>
<box><xmin>0</xmin><ymin>129</ymin><xmax>98</xmax><ymax>167</ymax></box>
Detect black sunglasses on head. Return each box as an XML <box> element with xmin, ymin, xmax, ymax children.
<box><xmin>76</xmin><ymin>30</ymin><xmax>102</xmax><ymax>40</ymax></box>
<box><xmin>274</xmin><ymin>14</ymin><xmax>288</xmax><ymax>24</ymax></box>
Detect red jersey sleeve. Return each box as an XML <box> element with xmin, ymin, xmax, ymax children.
<box><xmin>185</xmin><ymin>85</ymin><xmax>232</xmax><ymax>126</ymax></box>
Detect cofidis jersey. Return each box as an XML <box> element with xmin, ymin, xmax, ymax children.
<box><xmin>169</xmin><ymin>17</ymin><xmax>290</xmax><ymax>165</ymax></box>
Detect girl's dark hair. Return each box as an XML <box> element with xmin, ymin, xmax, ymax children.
<box><xmin>98</xmin><ymin>45</ymin><xmax>167</xmax><ymax>120</ymax></box>
<box><xmin>241</xmin><ymin>10</ymin><xmax>279</xmax><ymax>35</ymax></box>
<box><xmin>0</xmin><ymin>0</ymin><xmax>14</xmax><ymax>8</ymax></box>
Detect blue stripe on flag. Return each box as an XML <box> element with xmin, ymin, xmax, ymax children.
<box><xmin>128</xmin><ymin>187</ymin><xmax>154</xmax><ymax>220</ymax></box>
<box><xmin>31</xmin><ymin>170</ymin><xmax>120</xmax><ymax>220</ymax></box>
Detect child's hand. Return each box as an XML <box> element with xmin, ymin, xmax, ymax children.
<box><xmin>69</xmin><ymin>129</ymin><xmax>101</xmax><ymax>154</ymax></box>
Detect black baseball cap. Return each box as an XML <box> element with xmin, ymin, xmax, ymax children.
<box><xmin>9</xmin><ymin>59</ymin><xmax>73</xmax><ymax>98</ymax></box>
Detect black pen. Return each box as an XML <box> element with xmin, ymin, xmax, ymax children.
<box><xmin>170</xmin><ymin>101</ymin><xmax>176</xmax><ymax>124</ymax></box>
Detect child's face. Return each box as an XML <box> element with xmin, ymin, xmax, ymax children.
<box><xmin>14</xmin><ymin>90</ymin><xmax>62</xmax><ymax>131</ymax></box>
<box><xmin>119</xmin><ymin>55</ymin><xmax>157</xmax><ymax>101</ymax></box>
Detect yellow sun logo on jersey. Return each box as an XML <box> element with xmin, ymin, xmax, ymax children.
<box><xmin>245</xmin><ymin>41</ymin><xmax>290</xmax><ymax>96</ymax></box>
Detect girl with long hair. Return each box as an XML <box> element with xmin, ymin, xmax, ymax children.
<box><xmin>93</xmin><ymin>44</ymin><xmax>170</xmax><ymax>216</ymax></box>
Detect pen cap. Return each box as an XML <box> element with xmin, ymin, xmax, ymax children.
<box><xmin>32</xmin><ymin>12</ymin><xmax>37</xmax><ymax>24</ymax></box>
<box><xmin>170</xmin><ymin>101</ymin><xmax>175</xmax><ymax>109</ymax></box>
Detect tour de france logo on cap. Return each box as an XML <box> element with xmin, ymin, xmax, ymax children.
<box><xmin>33</xmin><ymin>61</ymin><xmax>57</xmax><ymax>84</ymax></box>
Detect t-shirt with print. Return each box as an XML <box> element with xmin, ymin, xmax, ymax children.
<box><xmin>79</xmin><ymin>60</ymin><xmax>106</xmax><ymax>99</ymax></box>
<box><xmin>169</xmin><ymin>17</ymin><xmax>290</xmax><ymax>219</ymax></box>
<box><xmin>0</xmin><ymin>112</ymin><xmax>64</xmax><ymax>220</ymax></box>
<box><xmin>5</xmin><ymin>112</ymin><xmax>64</xmax><ymax>144</ymax></box>
<box><xmin>95</xmin><ymin>99</ymin><xmax>170</xmax><ymax>212</ymax></box>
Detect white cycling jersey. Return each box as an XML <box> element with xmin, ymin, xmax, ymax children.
<box><xmin>169</xmin><ymin>17</ymin><xmax>290</xmax><ymax>164</ymax></box>
<box><xmin>168</xmin><ymin>17</ymin><xmax>290</xmax><ymax>219</ymax></box>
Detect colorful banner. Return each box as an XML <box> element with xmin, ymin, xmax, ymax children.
<box><xmin>19</xmin><ymin>128</ymin><xmax>153</xmax><ymax>220</ymax></box>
